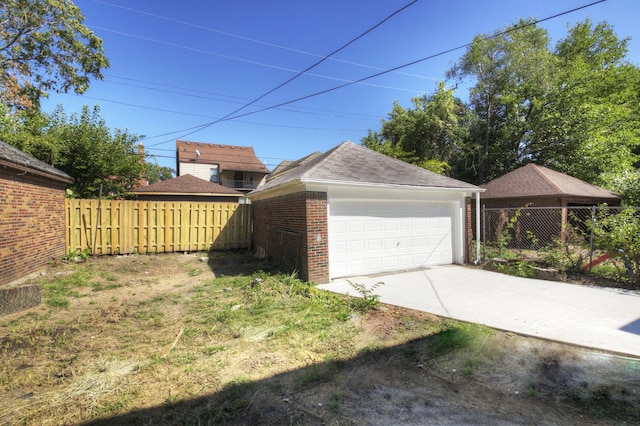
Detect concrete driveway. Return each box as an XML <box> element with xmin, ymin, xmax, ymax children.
<box><xmin>317</xmin><ymin>265</ymin><xmax>640</xmax><ymax>358</ymax></box>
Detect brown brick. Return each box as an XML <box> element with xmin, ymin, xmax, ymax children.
<box><xmin>252</xmin><ymin>191</ymin><xmax>328</xmax><ymax>282</ymax></box>
<box><xmin>0</xmin><ymin>169</ymin><xmax>67</xmax><ymax>286</ymax></box>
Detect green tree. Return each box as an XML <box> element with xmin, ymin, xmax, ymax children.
<box><xmin>50</xmin><ymin>105</ymin><xmax>147</xmax><ymax>198</ymax></box>
<box><xmin>0</xmin><ymin>0</ymin><xmax>109</xmax><ymax>110</ymax></box>
<box><xmin>362</xmin><ymin>82</ymin><xmax>463</xmax><ymax>175</ymax></box>
<box><xmin>447</xmin><ymin>19</ymin><xmax>553</xmax><ymax>184</ymax></box>
<box><xmin>605</xmin><ymin>170</ymin><xmax>640</xmax><ymax>206</ymax></box>
<box><xmin>146</xmin><ymin>163</ymin><xmax>175</xmax><ymax>184</ymax></box>
<box><xmin>528</xmin><ymin>20</ymin><xmax>640</xmax><ymax>185</ymax></box>
<box><xmin>1</xmin><ymin>104</ymin><xmax>149</xmax><ymax>198</ymax></box>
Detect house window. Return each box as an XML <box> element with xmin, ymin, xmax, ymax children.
<box><xmin>234</xmin><ymin>171</ymin><xmax>243</xmax><ymax>188</ymax></box>
<box><xmin>210</xmin><ymin>167</ymin><xmax>219</xmax><ymax>183</ymax></box>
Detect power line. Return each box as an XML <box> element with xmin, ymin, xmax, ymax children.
<box><xmin>90</xmin><ymin>25</ymin><xmax>425</xmax><ymax>94</ymax></box>
<box><xmin>58</xmin><ymin>93</ymin><xmax>370</xmax><ymax>136</ymax></box>
<box><xmin>101</xmin><ymin>75</ymin><xmax>383</xmax><ymax>120</ymax></box>
<box><xmin>170</xmin><ymin>0</ymin><xmax>608</xmax><ymax>134</ymax></box>
<box><xmin>151</xmin><ymin>0</ymin><xmax>418</xmax><ymax>144</ymax></box>
<box><xmin>93</xmin><ymin>0</ymin><xmax>438</xmax><ymax>81</ymax></box>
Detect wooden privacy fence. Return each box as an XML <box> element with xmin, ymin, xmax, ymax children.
<box><xmin>65</xmin><ymin>199</ymin><xmax>252</xmax><ymax>255</ymax></box>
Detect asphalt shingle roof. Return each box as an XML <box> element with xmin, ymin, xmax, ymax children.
<box><xmin>480</xmin><ymin>164</ymin><xmax>620</xmax><ymax>200</ymax></box>
<box><xmin>0</xmin><ymin>140</ymin><xmax>72</xmax><ymax>183</ymax></box>
<box><xmin>131</xmin><ymin>174</ymin><xmax>243</xmax><ymax>195</ymax></box>
<box><xmin>176</xmin><ymin>140</ymin><xmax>269</xmax><ymax>174</ymax></box>
<box><xmin>253</xmin><ymin>141</ymin><xmax>479</xmax><ymax>194</ymax></box>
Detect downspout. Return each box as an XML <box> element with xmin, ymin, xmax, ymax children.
<box><xmin>474</xmin><ymin>190</ymin><xmax>481</xmax><ymax>264</ymax></box>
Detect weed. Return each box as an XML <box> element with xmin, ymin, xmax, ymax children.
<box><xmin>495</xmin><ymin>261</ymin><xmax>536</xmax><ymax>278</ymax></box>
<box><xmin>63</xmin><ymin>248</ymin><xmax>92</xmax><ymax>262</ymax></box>
<box><xmin>187</xmin><ymin>267</ymin><xmax>203</xmax><ymax>277</ymax></box>
<box><xmin>202</xmin><ymin>345</ymin><xmax>227</xmax><ymax>356</ymax></box>
<box><xmin>429</xmin><ymin>322</ymin><xmax>492</xmax><ymax>356</ymax></box>
<box><xmin>346</xmin><ymin>280</ymin><xmax>384</xmax><ymax>313</ymax></box>
<box><xmin>462</xmin><ymin>358</ymin><xmax>476</xmax><ymax>377</ymax></box>
<box><xmin>328</xmin><ymin>391</ymin><xmax>341</xmax><ymax>412</ymax></box>
<box><xmin>40</xmin><ymin>270</ymin><xmax>92</xmax><ymax>308</ymax></box>
<box><xmin>90</xmin><ymin>282</ymin><xmax>122</xmax><ymax>292</ymax></box>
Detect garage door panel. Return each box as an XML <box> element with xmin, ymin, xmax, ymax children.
<box><xmin>367</xmin><ymin>239</ymin><xmax>382</xmax><ymax>250</ymax></box>
<box><xmin>329</xmin><ymin>199</ymin><xmax>455</xmax><ymax>279</ymax></box>
<box><xmin>349</xmin><ymin>220</ymin><xmax>365</xmax><ymax>233</ymax></box>
<box><xmin>366</xmin><ymin>220</ymin><xmax>382</xmax><ymax>232</ymax></box>
<box><xmin>348</xmin><ymin>240</ymin><xmax>365</xmax><ymax>252</ymax></box>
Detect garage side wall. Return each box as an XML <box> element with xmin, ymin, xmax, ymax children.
<box><xmin>0</xmin><ymin>168</ymin><xmax>67</xmax><ymax>286</ymax></box>
<box><xmin>252</xmin><ymin>191</ymin><xmax>328</xmax><ymax>283</ymax></box>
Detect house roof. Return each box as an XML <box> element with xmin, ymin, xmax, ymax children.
<box><xmin>130</xmin><ymin>174</ymin><xmax>243</xmax><ymax>196</ymax></box>
<box><xmin>251</xmin><ymin>141</ymin><xmax>480</xmax><ymax>195</ymax></box>
<box><xmin>480</xmin><ymin>164</ymin><xmax>620</xmax><ymax>200</ymax></box>
<box><xmin>0</xmin><ymin>140</ymin><xmax>73</xmax><ymax>183</ymax></box>
<box><xmin>176</xmin><ymin>140</ymin><xmax>269</xmax><ymax>174</ymax></box>
<box><xmin>268</xmin><ymin>151</ymin><xmax>323</xmax><ymax>179</ymax></box>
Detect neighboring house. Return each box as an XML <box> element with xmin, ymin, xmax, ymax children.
<box><xmin>0</xmin><ymin>141</ymin><xmax>73</xmax><ymax>289</ymax></box>
<box><xmin>176</xmin><ymin>140</ymin><xmax>269</xmax><ymax>193</ymax></box>
<box><xmin>479</xmin><ymin>164</ymin><xmax>621</xmax><ymax>208</ymax></box>
<box><xmin>130</xmin><ymin>174</ymin><xmax>244</xmax><ymax>202</ymax></box>
<box><xmin>248</xmin><ymin>141</ymin><xmax>483</xmax><ymax>283</ymax></box>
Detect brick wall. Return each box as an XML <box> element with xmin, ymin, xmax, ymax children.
<box><xmin>252</xmin><ymin>191</ymin><xmax>328</xmax><ymax>283</ymax></box>
<box><xmin>0</xmin><ymin>168</ymin><xmax>67</xmax><ymax>286</ymax></box>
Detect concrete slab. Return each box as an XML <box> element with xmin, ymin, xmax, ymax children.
<box><xmin>317</xmin><ymin>265</ymin><xmax>640</xmax><ymax>358</ymax></box>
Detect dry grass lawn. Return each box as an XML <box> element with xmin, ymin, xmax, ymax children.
<box><xmin>1</xmin><ymin>251</ymin><xmax>639</xmax><ymax>425</ymax></box>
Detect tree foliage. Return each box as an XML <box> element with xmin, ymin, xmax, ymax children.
<box><xmin>591</xmin><ymin>208</ymin><xmax>640</xmax><ymax>287</ymax></box>
<box><xmin>147</xmin><ymin>163</ymin><xmax>175</xmax><ymax>184</ymax></box>
<box><xmin>362</xmin><ymin>82</ymin><xmax>463</xmax><ymax>175</ymax></box>
<box><xmin>366</xmin><ymin>18</ymin><xmax>640</xmax><ymax>199</ymax></box>
<box><xmin>1</xmin><ymin>104</ymin><xmax>149</xmax><ymax>198</ymax></box>
<box><xmin>529</xmin><ymin>20</ymin><xmax>640</xmax><ymax>185</ymax></box>
<box><xmin>0</xmin><ymin>0</ymin><xmax>109</xmax><ymax>110</ymax></box>
<box><xmin>447</xmin><ymin>19</ymin><xmax>554</xmax><ymax>183</ymax></box>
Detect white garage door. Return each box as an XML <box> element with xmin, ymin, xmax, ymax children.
<box><xmin>329</xmin><ymin>199</ymin><xmax>454</xmax><ymax>278</ymax></box>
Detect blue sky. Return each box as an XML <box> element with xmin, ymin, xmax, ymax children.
<box><xmin>41</xmin><ymin>0</ymin><xmax>639</xmax><ymax>173</ymax></box>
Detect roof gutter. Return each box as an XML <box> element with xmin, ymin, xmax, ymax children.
<box><xmin>0</xmin><ymin>159</ymin><xmax>73</xmax><ymax>184</ymax></box>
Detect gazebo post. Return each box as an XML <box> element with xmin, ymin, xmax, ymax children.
<box><xmin>560</xmin><ymin>199</ymin><xmax>568</xmax><ymax>244</ymax></box>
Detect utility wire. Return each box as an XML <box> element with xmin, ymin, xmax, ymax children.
<box><xmin>145</xmin><ymin>0</ymin><xmax>605</xmax><ymax>147</ymax></box>
<box><xmin>219</xmin><ymin>0</ymin><xmax>607</xmax><ymax>123</ymax></box>
<box><xmin>175</xmin><ymin>1</ymin><xmax>418</xmax><ymax>136</ymax></box>
<box><xmin>101</xmin><ymin>76</ymin><xmax>384</xmax><ymax>120</ymax></box>
<box><xmin>145</xmin><ymin>0</ymin><xmax>418</xmax><ymax>147</ymax></box>
<box><xmin>91</xmin><ymin>26</ymin><xmax>424</xmax><ymax>93</ymax></box>
<box><xmin>93</xmin><ymin>0</ymin><xmax>436</xmax><ymax>80</ymax></box>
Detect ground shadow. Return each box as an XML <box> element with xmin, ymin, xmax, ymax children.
<box><xmin>621</xmin><ymin>318</ymin><xmax>640</xmax><ymax>335</ymax></box>
<box><xmin>80</xmin><ymin>328</ymin><xmax>640</xmax><ymax>426</ymax></box>
<box><xmin>205</xmin><ymin>249</ymin><xmax>277</xmax><ymax>277</ymax></box>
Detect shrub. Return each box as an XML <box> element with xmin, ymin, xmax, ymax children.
<box><xmin>590</xmin><ymin>207</ymin><xmax>640</xmax><ymax>287</ymax></box>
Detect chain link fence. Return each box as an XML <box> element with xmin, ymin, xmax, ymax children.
<box><xmin>479</xmin><ymin>205</ymin><xmax>630</xmax><ymax>256</ymax></box>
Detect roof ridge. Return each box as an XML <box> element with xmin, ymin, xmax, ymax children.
<box><xmin>529</xmin><ymin>164</ymin><xmax>564</xmax><ymax>193</ymax></box>
<box><xmin>301</xmin><ymin>141</ymin><xmax>350</xmax><ymax>177</ymax></box>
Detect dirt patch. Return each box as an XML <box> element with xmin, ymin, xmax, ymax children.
<box><xmin>1</xmin><ymin>252</ymin><xmax>638</xmax><ymax>425</ymax></box>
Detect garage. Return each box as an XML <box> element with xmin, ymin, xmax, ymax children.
<box><xmin>329</xmin><ymin>198</ymin><xmax>456</xmax><ymax>278</ymax></box>
<box><xmin>249</xmin><ymin>141</ymin><xmax>482</xmax><ymax>283</ymax></box>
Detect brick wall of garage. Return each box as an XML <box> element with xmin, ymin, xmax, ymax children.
<box><xmin>252</xmin><ymin>191</ymin><xmax>328</xmax><ymax>283</ymax></box>
<box><xmin>0</xmin><ymin>168</ymin><xmax>68</xmax><ymax>286</ymax></box>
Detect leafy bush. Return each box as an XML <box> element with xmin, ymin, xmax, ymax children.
<box><xmin>590</xmin><ymin>207</ymin><xmax>640</xmax><ymax>287</ymax></box>
<box><xmin>539</xmin><ymin>226</ymin><xmax>587</xmax><ymax>273</ymax></box>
